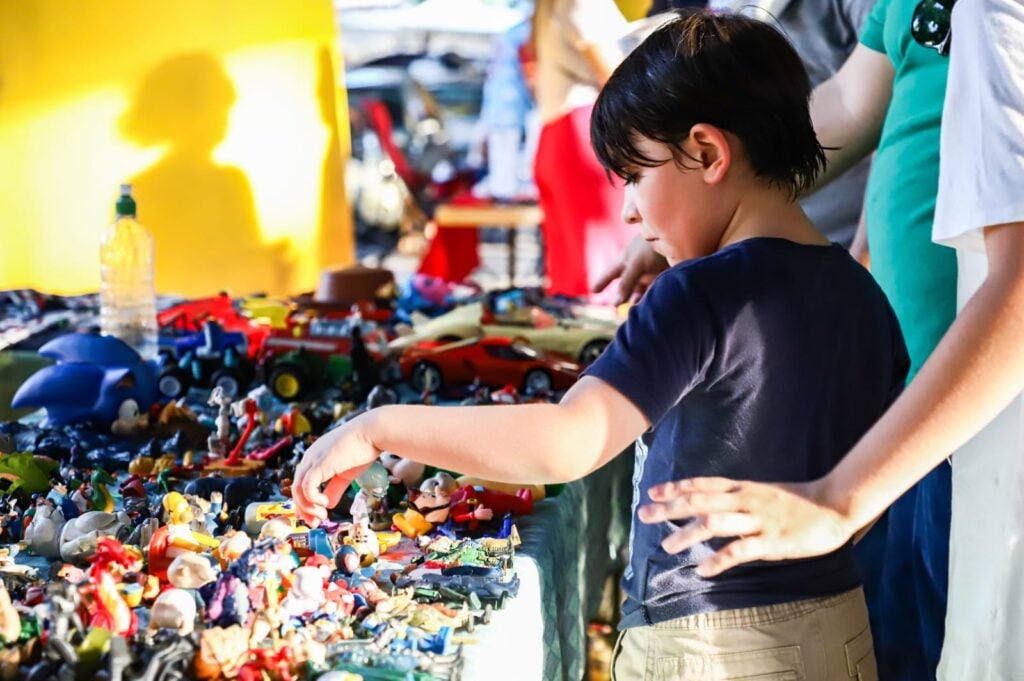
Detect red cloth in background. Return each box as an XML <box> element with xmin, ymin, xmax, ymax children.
<box><xmin>417</xmin><ymin>227</ymin><xmax>480</xmax><ymax>283</ymax></box>
<box><xmin>535</xmin><ymin>104</ymin><xmax>630</xmax><ymax>299</ymax></box>
<box><xmin>417</xmin><ymin>191</ymin><xmax>482</xmax><ymax>282</ymax></box>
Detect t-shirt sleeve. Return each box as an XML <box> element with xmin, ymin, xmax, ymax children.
<box><xmin>583</xmin><ymin>269</ymin><xmax>716</xmax><ymax>427</ymax></box>
<box><xmin>858</xmin><ymin>0</ymin><xmax>888</xmax><ymax>54</ymax></box>
<box><xmin>844</xmin><ymin>0</ymin><xmax>878</xmax><ymax>37</ymax></box>
<box><xmin>932</xmin><ymin>0</ymin><xmax>1024</xmax><ymax>252</ymax></box>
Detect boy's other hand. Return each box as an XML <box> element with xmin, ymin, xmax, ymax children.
<box><xmin>638</xmin><ymin>477</ymin><xmax>858</xmax><ymax>577</ymax></box>
<box><xmin>592</xmin><ymin>235</ymin><xmax>668</xmax><ymax>305</ymax></box>
<box><xmin>292</xmin><ymin>418</ymin><xmax>378</xmax><ymax>526</ymax></box>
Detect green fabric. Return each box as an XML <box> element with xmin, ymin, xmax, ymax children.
<box><xmin>0</xmin><ymin>351</ymin><xmax>52</xmax><ymax>422</ymax></box>
<box><xmin>517</xmin><ymin>452</ymin><xmax>632</xmax><ymax>680</ymax></box>
<box><xmin>859</xmin><ymin>0</ymin><xmax>957</xmax><ymax>380</ymax></box>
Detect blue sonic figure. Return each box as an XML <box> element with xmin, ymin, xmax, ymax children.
<box><xmin>11</xmin><ymin>333</ymin><xmax>158</xmax><ymax>430</ymax></box>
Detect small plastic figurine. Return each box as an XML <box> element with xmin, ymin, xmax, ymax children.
<box><xmin>167</xmin><ymin>552</ymin><xmax>221</xmax><ymax>590</ymax></box>
<box><xmin>392</xmin><ymin>508</ymin><xmax>434</xmax><ymax>539</ymax></box>
<box><xmin>207</xmin><ymin>386</ymin><xmax>235</xmax><ymax>455</ymax></box>
<box><xmin>84</xmin><ymin>537</ymin><xmax>139</xmax><ymax>636</ymax></box>
<box><xmin>413</xmin><ymin>472</ymin><xmax>534</xmax><ymax>530</ymax></box>
<box><xmin>342</xmin><ymin>516</ymin><xmax>380</xmax><ymax>567</ymax></box>
<box><xmin>379</xmin><ymin>451</ymin><xmax>425</xmax><ymax>490</ymax></box>
<box><xmin>165</xmin><ymin>492</ymin><xmax>220</xmax><ymax>553</ymax></box>
<box><xmin>110</xmin><ymin>397</ymin><xmax>150</xmax><ymax>437</ymax></box>
<box><xmin>88</xmin><ymin>467</ymin><xmax>119</xmax><ymax>512</ymax></box>
<box><xmin>150</xmin><ymin>588</ymin><xmax>198</xmax><ymax>635</ymax></box>
<box><xmin>24</xmin><ymin>498</ymin><xmax>65</xmax><ymax>557</ymax></box>
<box><xmin>281</xmin><ymin>565</ymin><xmax>326</xmax><ymax>618</ymax></box>
<box><xmin>411</xmin><ymin>472</ymin><xmax>460</xmax><ymax>524</ymax></box>
<box><xmin>58</xmin><ymin>510</ymin><xmax>132</xmax><ymax>562</ymax></box>
<box><xmin>0</xmin><ymin>584</ymin><xmax>20</xmax><ymax>645</ymax></box>
<box><xmin>350</xmin><ymin>461</ymin><xmax>390</xmax><ymax>530</ymax></box>
<box><xmin>274</xmin><ymin>405</ymin><xmax>312</xmax><ymax>436</ymax></box>
<box><xmin>148</xmin><ymin>492</ymin><xmax>220</xmax><ymax>580</ymax></box>
<box><xmin>215</xmin><ymin>529</ymin><xmax>253</xmax><ymax>569</ymax></box>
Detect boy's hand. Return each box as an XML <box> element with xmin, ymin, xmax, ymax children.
<box><xmin>592</xmin><ymin>235</ymin><xmax>668</xmax><ymax>305</ymax></box>
<box><xmin>292</xmin><ymin>418</ymin><xmax>378</xmax><ymax>526</ymax></box>
<box><xmin>638</xmin><ymin>477</ymin><xmax>859</xmax><ymax>577</ymax></box>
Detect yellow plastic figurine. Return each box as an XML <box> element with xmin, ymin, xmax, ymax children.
<box><xmin>162</xmin><ymin>492</ymin><xmax>220</xmax><ymax>561</ymax></box>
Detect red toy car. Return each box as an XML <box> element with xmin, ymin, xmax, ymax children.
<box><xmin>399</xmin><ymin>337</ymin><xmax>580</xmax><ymax>395</ymax></box>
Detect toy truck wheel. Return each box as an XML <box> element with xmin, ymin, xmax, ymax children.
<box><xmin>411</xmin><ymin>362</ymin><xmax>443</xmax><ymax>393</ymax></box>
<box><xmin>579</xmin><ymin>339</ymin><xmax>609</xmax><ymax>366</ymax></box>
<box><xmin>523</xmin><ymin>369</ymin><xmax>552</xmax><ymax>395</ymax></box>
<box><xmin>269</xmin><ymin>365</ymin><xmax>306</xmax><ymax>401</ymax></box>
<box><xmin>210</xmin><ymin>368</ymin><xmax>244</xmax><ymax>398</ymax></box>
<box><xmin>157</xmin><ymin>367</ymin><xmax>191</xmax><ymax>399</ymax></box>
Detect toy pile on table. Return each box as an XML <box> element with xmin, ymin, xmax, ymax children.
<box><xmin>0</xmin><ymin>273</ymin><xmax>619</xmax><ymax>680</ymax></box>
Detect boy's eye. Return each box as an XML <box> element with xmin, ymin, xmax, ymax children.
<box><xmin>623</xmin><ymin>172</ymin><xmax>641</xmax><ymax>185</ymax></box>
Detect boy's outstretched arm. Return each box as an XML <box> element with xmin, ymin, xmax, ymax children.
<box><xmin>641</xmin><ymin>223</ymin><xmax>1024</xmax><ymax>576</ymax></box>
<box><xmin>292</xmin><ymin>376</ymin><xmax>648</xmax><ymax>524</ymax></box>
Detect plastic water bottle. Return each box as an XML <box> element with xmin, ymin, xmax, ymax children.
<box><xmin>100</xmin><ymin>184</ymin><xmax>158</xmax><ymax>359</ymax></box>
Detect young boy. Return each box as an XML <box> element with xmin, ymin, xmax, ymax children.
<box><xmin>293</xmin><ymin>11</ymin><xmax>906</xmax><ymax>680</ymax></box>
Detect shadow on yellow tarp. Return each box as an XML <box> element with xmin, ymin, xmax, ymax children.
<box><xmin>0</xmin><ymin>0</ymin><xmax>353</xmax><ymax>298</ymax></box>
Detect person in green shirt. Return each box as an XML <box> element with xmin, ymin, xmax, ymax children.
<box><xmin>595</xmin><ymin>3</ymin><xmax>957</xmax><ymax>679</ymax></box>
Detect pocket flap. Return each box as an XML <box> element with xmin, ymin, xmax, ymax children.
<box><xmin>845</xmin><ymin>626</ymin><xmax>873</xmax><ymax>676</ymax></box>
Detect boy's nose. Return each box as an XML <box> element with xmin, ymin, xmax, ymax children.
<box><xmin>621</xmin><ymin>187</ymin><xmax>641</xmax><ymax>225</ymax></box>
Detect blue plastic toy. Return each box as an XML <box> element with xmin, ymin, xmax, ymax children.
<box><xmin>10</xmin><ymin>333</ymin><xmax>158</xmax><ymax>428</ymax></box>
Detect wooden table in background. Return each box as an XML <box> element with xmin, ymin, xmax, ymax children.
<box><xmin>433</xmin><ymin>202</ymin><xmax>544</xmax><ymax>287</ymax></box>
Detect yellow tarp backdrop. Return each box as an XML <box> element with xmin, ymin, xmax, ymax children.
<box><xmin>0</xmin><ymin>0</ymin><xmax>354</xmax><ymax>297</ymax></box>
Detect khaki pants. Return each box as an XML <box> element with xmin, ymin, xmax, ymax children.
<box><xmin>611</xmin><ymin>588</ymin><xmax>877</xmax><ymax>681</ymax></box>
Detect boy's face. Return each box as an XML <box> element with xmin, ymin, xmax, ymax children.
<box><xmin>619</xmin><ymin>135</ymin><xmax>732</xmax><ymax>266</ymax></box>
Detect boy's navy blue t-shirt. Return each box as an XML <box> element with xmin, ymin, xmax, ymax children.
<box><xmin>585</xmin><ymin>237</ymin><xmax>909</xmax><ymax>629</ymax></box>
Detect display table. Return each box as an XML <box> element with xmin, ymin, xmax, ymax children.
<box><xmin>460</xmin><ymin>452</ymin><xmax>632</xmax><ymax>681</ymax></box>
<box><xmin>433</xmin><ymin>202</ymin><xmax>544</xmax><ymax>287</ymax></box>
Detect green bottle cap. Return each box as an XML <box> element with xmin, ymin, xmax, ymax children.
<box><xmin>115</xmin><ymin>183</ymin><xmax>137</xmax><ymax>217</ymax></box>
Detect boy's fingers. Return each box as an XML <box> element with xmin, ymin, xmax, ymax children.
<box><xmin>323</xmin><ymin>475</ymin><xmax>351</xmax><ymax>509</ymax></box>
<box><xmin>592</xmin><ymin>261</ymin><xmax>625</xmax><ymax>295</ymax></box>
<box><xmin>697</xmin><ymin>537</ymin><xmax>769</xmax><ymax>577</ymax></box>
<box><xmin>660</xmin><ymin>513</ymin><xmax>761</xmax><ymax>554</ymax></box>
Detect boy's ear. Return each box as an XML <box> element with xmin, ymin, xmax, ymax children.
<box><xmin>688</xmin><ymin>123</ymin><xmax>731</xmax><ymax>185</ymax></box>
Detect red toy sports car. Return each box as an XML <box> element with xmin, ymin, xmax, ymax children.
<box><xmin>399</xmin><ymin>337</ymin><xmax>581</xmax><ymax>394</ymax></box>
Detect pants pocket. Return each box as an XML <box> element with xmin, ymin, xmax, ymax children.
<box><xmin>844</xmin><ymin>626</ymin><xmax>878</xmax><ymax>681</ymax></box>
<box><xmin>654</xmin><ymin>645</ymin><xmax>804</xmax><ymax>681</ymax></box>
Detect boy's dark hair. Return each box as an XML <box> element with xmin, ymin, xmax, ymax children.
<box><xmin>591</xmin><ymin>10</ymin><xmax>826</xmax><ymax>199</ymax></box>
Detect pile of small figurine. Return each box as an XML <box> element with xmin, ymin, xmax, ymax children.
<box><xmin>0</xmin><ymin>275</ymin><xmax>612</xmax><ymax>680</ymax></box>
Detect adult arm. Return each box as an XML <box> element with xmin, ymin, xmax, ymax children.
<box><xmin>807</xmin><ymin>43</ymin><xmax>893</xmax><ymax>192</ymax></box>
<box><xmin>292</xmin><ymin>376</ymin><xmax>647</xmax><ymax>523</ymax></box>
<box><xmin>641</xmin><ymin>222</ymin><xmax>1024</xmax><ymax>575</ymax></box>
<box><xmin>849</xmin><ymin>197</ymin><xmax>870</xmax><ymax>268</ymax></box>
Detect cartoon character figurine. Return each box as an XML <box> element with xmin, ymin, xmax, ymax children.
<box><xmin>150</xmin><ymin>588</ymin><xmax>198</xmax><ymax>635</ymax></box>
<box><xmin>83</xmin><ymin>537</ymin><xmax>139</xmax><ymax>637</ymax></box>
<box><xmin>379</xmin><ymin>452</ymin><xmax>425</xmax><ymax>490</ymax></box>
<box><xmin>342</xmin><ymin>517</ymin><xmax>380</xmax><ymax>567</ymax></box>
<box><xmin>350</xmin><ymin>462</ymin><xmax>391</xmax><ymax>530</ymax></box>
<box><xmin>11</xmin><ymin>333</ymin><xmax>158</xmax><ymax>429</ymax></box>
<box><xmin>412</xmin><ymin>472</ymin><xmax>534</xmax><ymax>531</ymax></box>
<box><xmin>148</xmin><ymin>492</ymin><xmax>220</xmax><ymax>581</ymax></box>
<box><xmin>207</xmin><ymin>387</ymin><xmax>235</xmax><ymax>455</ymax></box>
<box><xmin>24</xmin><ymin>499</ymin><xmax>65</xmax><ymax>558</ymax></box>
<box><xmin>280</xmin><ymin>565</ymin><xmax>326</xmax><ymax>618</ymax></box>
